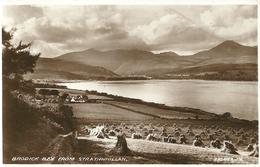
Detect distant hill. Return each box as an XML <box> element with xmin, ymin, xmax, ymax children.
<box><xmin>188</xmin><ymin>40</ymin><xmax>257</xmax><ymax>66</ymax></box>
<box><xmin>174</xmin><ymin>63</ymin><xmax>257</xmax><ymax>73</ymax></box>
<box><xmin>155</xmin><ymin>63</ymin><xmax>258</xmax><ymax>81</ymax></box>
<box><xmin>25</xmin><ymin>58</ymin><xmax>118</xmax><ymax>80</ymax></box>
<box><xmin>56</xmin><ymin>49</ymin><xmax>191</xmax><ymax>75</ymax></box>
<box><xmin>56</xmin><ymin>41</ymin><xmax>257</xmax><ymax>77</ymax></box>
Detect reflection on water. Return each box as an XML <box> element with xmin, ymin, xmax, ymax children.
<box><xmin>60</xmin><ymin>80</ymin><xmax>258</xmax><ymax>120</ymax></box>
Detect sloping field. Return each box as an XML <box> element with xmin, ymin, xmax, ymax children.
<box><xmin>78</xmin><ymin>136</ymin><xmax>258</xmax><ymax>164</ymax></box>
<box><xmin>105</xmin><ymin>101</ymin><xmax>212</xmax><ymax>119</ymax></box>
<box><xmin>70</xmin><ymin>103</ymin><xmax>153</xmax><ymax>120</ymax></box>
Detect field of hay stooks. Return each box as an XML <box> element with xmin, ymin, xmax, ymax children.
<box><xmin>76</xmin><ymin>120</ymin><xmax>258</xmax><ymax>162</ymax></box>
<box><xmin>79</xmin><ymin>122</ymin><xmax>258</xmax><ymax>148</ymax></box>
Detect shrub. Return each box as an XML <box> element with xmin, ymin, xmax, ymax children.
<box><xmin>50</xmin><ymin>89</ymin><xmax>59</xmax><ymax>96</ymax></box>
<box><xmin>221</xmin><ymin>112</ymin><xmax>233</xmax><ymax>119</ymax></box>
<box><xmin>38</xmin><ymin>89</ymin><xmax>60</xmax><ymax>96</ymax></box>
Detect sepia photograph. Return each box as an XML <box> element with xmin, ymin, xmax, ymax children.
<box><xmin>1</xmin><ymin>0</ymin><xmax>259</xmax><ymax>164</ymax></box>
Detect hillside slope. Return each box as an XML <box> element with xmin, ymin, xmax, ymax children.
<box><xmin>25</xmin><ymin>58</ymin><xmax>118</xmax><ymax>80</ymax></box>
<box><xmin>3</xmin><ymin>89</ymin><xmax>74</xmax><ymax>163</ymax></box>
<box><xmin>149</xmin><ymin>63</ymin><xmax>258</xmax><ymax>80</ymax></box>
<box><xmin>189</xmin><ymin>40</ymin><xmax>257</xmax><ymax>66</ymax></box>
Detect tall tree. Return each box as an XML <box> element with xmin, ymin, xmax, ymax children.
<box><xmin>2</xmin><ymin>28</ymin><xmax>40</xmax><ymax>90</ymax></box>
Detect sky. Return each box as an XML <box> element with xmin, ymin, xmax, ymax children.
<box><xmin>2</xmin><ymin>5</ymin><xmax>258</xmax><ymax>57</ymax></box>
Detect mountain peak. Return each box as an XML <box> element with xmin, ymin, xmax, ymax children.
<box><xmin>214</xmin><ymin>40</ymin><xmax>242</xmax><ymax>49</ymax></box>
<box><xmin>83</xmin><ymin>48</ymin><xmax>100</xmax><ymax>53</ymax></box>
<box><xmin>158</xmin><ymin>51</ymin><xmax>180</xmax><ymax>57</ymax></box>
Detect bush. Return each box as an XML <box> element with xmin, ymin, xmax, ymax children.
<box><xmin>50</xmin><ymin>89</ymin><xmax>59</xmax><ymax>96</ymax></box>
<box><xmin>38</xmin><ymin>89</ymin><xmax>49</xmax><ymax>95</ymax></box>
<box><xmin>59</xmin><ymin>105</ymin><xmax>74</xmax><ymax>132</ymax></box>
<box><xmin>38</xmin><ymin>89</ymin><xmax>60</xmax><ymax>96</ymax></box>
<box><xmin>221</xmin><ymin>112</ymin><xmax>233</xmax><ymax>119</ymax></box>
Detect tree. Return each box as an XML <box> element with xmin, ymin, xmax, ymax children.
<box><xmin>59</xmin><ymin>93</ymin><xmax>69</xmax><ymax>105</ymax></box>
<box><xmin>2</xmin><ymin>28</ymin><xmax>40</xmax><ymax>91</ymax></box>
<box><xmin>59</xmin><ymin>105</ymin><xmax>74</xmax><ymax>132</ymax></box>
<box><xmin>221</xmin><ymin>112</ymin><xmax>233</xmax><ymax>119</ymax></box>
<box><xmin>61</xmin><ymin>93</ymin><xmax>69</xmax><ymax>100</ymax></box>
<box><xmin>82</xmin><ymin>94</ymin><xmax>88</xmax><ymax>101</ymax></box>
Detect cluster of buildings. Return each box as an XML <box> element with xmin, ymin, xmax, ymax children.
<box><xmin>65</xmin><ymin>95</ymin><xmax>88</xmax><ymax>103</ymax></box>
<box><xmin>36</xmin><ymin>89</ymin><xmax>101</xmax><ymax>104</ymax></box>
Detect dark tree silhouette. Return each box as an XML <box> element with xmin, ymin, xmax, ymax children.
<box><xmin>82</xmin><ymin>94</ymin><xmax>88</xmax><ymax>101</ymax></box>
<box><xmin>60</xmin><ymin>93</ymin><xmax>69</xmax><ymax>101</ymax></box>
<box><xmin>2</xmin><ymin>28</ymin><xmax>40</xmax><ymax>90</ymax></box>
<box><xmin>221</xmin><ymin>112</ymin><xmax>233</xmax><ymax>119</ymax></box>
<box><xmin>59</xmin><ymin>105</ymin><xmax>74</xmax><ymax>132</ymax></box>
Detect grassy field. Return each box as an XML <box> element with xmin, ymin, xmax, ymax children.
<box><xmin>105</xmin><ymin>101</ymin><xmax>212</xmax><ymax>119</ymax></box>
<box><xmin>70</xmin><ymin>103</ymin><xmax>153</xmax><ymax>121</ymax></box>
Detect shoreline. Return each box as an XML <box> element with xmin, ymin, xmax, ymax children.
<box><xmin>32</xmin><ymin>78</ymin><xmax>258</xmax><ymax>84</ymax></box>
<box><xmin>53</xmin><ymin>80</ymin><xmax>257</xmax><ymax>121</ymax></box>
<box><xmin>36</xmin><ymin>83</ymin><xmax>258</xmax><ymax>123</ymax></box>
<box><xmin>83</xmin><ymin>89</ymin><xmax>257</xmax><ymax>123</ymax></box>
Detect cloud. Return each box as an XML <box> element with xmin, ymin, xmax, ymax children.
<box><xmin>200</xmin><ymin>6</ymin><xmax>257</xmax><ymax>43</ymax></box>
<box><xmin>30</xmin><ymin>40</ymin><xmax>66</xmax><ymax>57</ymax></box>
<box><xmin>152</xmin><ymin>26</ymin><xmax>224</xmax><ymax>52</ymax></box>
<box><xmin>128</xmin><ymin>9</ymin><xmax>224</xmax><ymax>52</ymax></box>
<box><xmin>130</xmin><ymin>14</ymin><xmax>188</xmax><ymax>44</ymax></box>
<box><xmin>3</xmin><ymin>5</ymin><xmax>43</xmax><ymax>26</ymax></box>
<box><xmin>2</xmin><ymin>5</ymin><xmax>257</xmax><ymax>57</ymax></box>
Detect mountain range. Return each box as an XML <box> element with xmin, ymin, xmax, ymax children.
<box><xmin>27</xmin><ymin>40</ymin><xmax>257</xmax><ymax>81</ymax></box>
